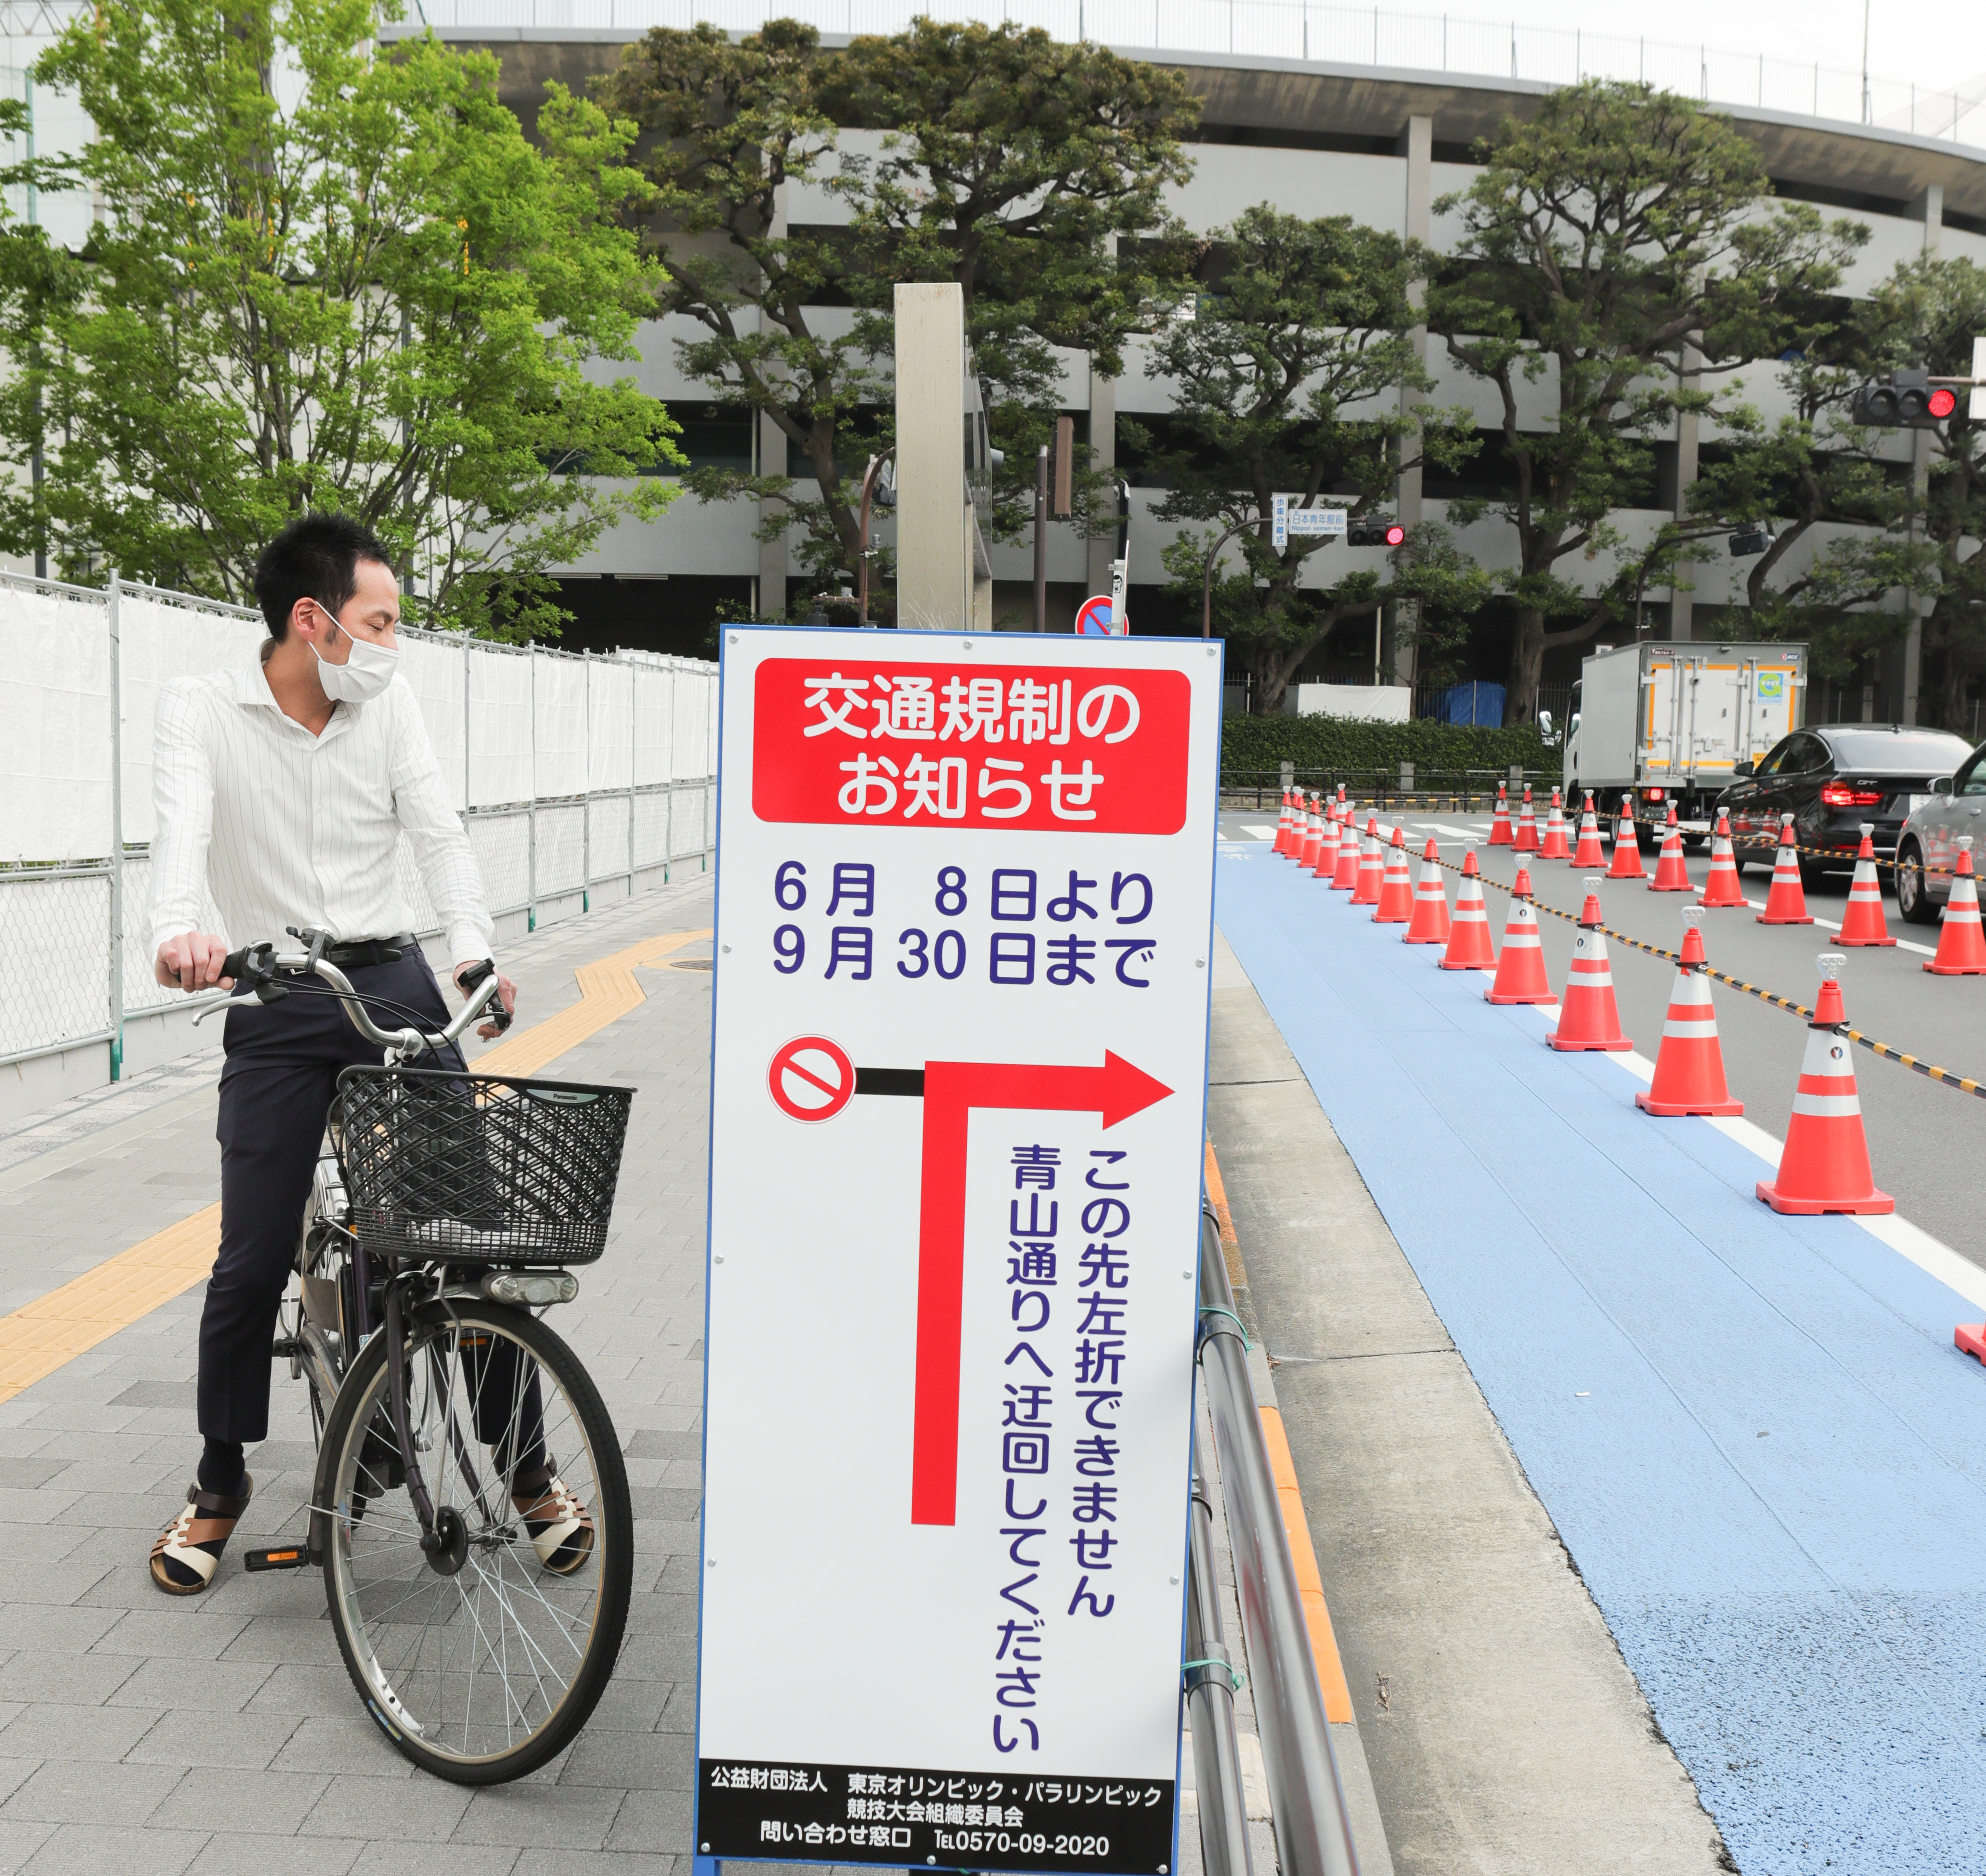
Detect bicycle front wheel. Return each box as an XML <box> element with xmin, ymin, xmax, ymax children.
<box><xmin>316</xmin><ymin>1300</ymin><xmax>632</xmax><ymax>1783</ymax></box>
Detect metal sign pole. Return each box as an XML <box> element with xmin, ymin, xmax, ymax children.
<box><xmin>106</xmin><ymin>572</ymin><xmax>124</xmax><ymax>1082</ymax></box>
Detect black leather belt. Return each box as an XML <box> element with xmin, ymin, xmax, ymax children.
<box><xmin>318</xmin><ymin>934</ymin><xmax>417</xmax><ymax>968</ymax></box>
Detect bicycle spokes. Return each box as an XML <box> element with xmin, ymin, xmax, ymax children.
<box><xmin>326</xmin><ymin>1313</ymin><xmax>610</xmax><ymax>1765</ymax></box>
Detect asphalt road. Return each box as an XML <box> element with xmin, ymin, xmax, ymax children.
<box><xmin>1220</xmin><ymin>811</ymin><xmax>1986</xmax><ymax>1267</ymax></box>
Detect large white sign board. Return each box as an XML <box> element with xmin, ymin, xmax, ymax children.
<box><xmin>697</xmin><ymin>627</ymin><xmax>1224</xmax><ymax>1876</ymax></box>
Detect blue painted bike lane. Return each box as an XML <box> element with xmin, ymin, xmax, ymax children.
<box><xmin>1217</xmin><ymin>841</ymin><xmax>1986</xmax><ymax>1875</ymax></box>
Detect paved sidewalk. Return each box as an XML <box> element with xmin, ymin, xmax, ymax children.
<box><xmin>0</xmin><ymin>879</ymin><xmax>716</xmax><ymax>1876</ymax></box>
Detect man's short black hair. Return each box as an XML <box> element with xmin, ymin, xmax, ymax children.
<box><xmin>253</xmin><ymin>513</ymin><xmax>394</xmax><ymax>641</ymax></box>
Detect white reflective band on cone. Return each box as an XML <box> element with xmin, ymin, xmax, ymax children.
<box><xmin>1661</xmin><ymin>1018</ymin><xmax>1722</xmax><ymax>1039</ymax></box>
<box><xmin>1792</xmin><ymin>1093</ymin><xmax>1865</xmax><ymax>1118</ymax></box>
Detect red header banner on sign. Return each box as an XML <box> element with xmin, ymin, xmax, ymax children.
<box><xmin>751</xmin><ymin>657</ymin><xmax>1190</xmax><ymax>835</ymax></box>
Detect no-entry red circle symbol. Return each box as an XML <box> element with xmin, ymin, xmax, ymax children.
<box><xmin>767</xmin><ymin>1035</ymin><xmax>856</xmax><ymax>1122</ymax></box>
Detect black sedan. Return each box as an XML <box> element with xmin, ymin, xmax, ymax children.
<box><xmin>1713</xmin><ymin>724</ymin><xmax>1976</xmax><ymax>884</ymax></box>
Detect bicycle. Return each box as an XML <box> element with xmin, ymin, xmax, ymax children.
<box><xmin>198</xmin><ymin>929</ymin><xmax>636</xmax><ymax>1784</ymax></box>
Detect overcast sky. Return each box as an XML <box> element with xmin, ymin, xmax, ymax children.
<box><xmin>1504</xmin><ymin>0</ymin><xmax>1986</xmax><ymax>103</ymax></box>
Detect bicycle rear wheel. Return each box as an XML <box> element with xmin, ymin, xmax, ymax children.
<box><xmin>315</xmin><ymin>1299</ymin><xmax>632</xmax><ymax>1783</ymax></box>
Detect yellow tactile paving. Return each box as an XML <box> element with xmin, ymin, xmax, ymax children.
<box><xmin>0</xmin><ymin>1202</ymin><xmax>222</xmax><ymax>1402</ymax></box>
<box><xmin>470</xmin><ymin>928</ymin><xmax>710</xmax><ymax>1079</ymax></box>
<box><xmin>0</xmin><ymin>925</ymin><xmax>712</xmax><ymax>1404</ymax></box>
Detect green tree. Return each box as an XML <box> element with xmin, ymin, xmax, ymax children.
<box><xmin>1687</xmin><ymin>332</ymin><xmax>1915</xmax><ymax>685</ymax></box>
<box><xmin>598</xmin><ymin>16</ymin><xmax>1197</xmax><ymax>618</ymax></box>
<box><xmin>1430</xmin><ymin>79</ymin><xmax>1863</xmax><ymax>723</ymax></box>
<box><xmin>1807</xmin><ymin>256</ymin><xmax>1986</xmax><ymax>729</ymax></box>
<box><xmin>1134</xmin><ymin>207</ymin><xmax>1487</xmax><ymax>715</ymax></box>
<box><xmin>0</xmin><ymin>0</ymin><xmax>678</xmax><ymax>639</ymax></box>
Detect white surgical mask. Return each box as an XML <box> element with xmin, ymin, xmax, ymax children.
<box><xmin>311</xmin><ymin>623</ymin><xmax>399</xmax><ymax>703</ymax></box>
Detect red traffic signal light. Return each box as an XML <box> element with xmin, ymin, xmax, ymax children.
<box><xmin>1384</xmin><ymin>523</ymin><xmax>1406</xmax><ymax>546</ymax></box>
<box><xmin>1348</xmin><ymin>515</ymin><xmax>1408</xmax><ymax>547</ymax></box>
<box><xmin>1854</xmin><ymin>368</ymin><xmax>1958</xmax><ymax>429</ymax></box>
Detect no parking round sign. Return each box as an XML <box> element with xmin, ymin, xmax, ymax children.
<box><xmin>766</xmin><ymin>1035</ymin><xmax>856</xmax><ymax>1122</ymax></box>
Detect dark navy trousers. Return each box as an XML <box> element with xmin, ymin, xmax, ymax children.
<box><xmin>202</xmin><ymin>951</ymin><xmax>457</xmax><ymax>1444</ymax></box>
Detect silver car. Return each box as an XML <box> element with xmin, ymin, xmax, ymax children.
<box><xmin>1895</xmin><ymin>733</ymin><xmax>1986</xmax><ymax>924</ymax></box>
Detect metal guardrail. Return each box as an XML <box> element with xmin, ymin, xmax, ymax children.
<box><xmin>1220</xmin><ymin>766</ymin><xmax>1555</xmax><ymax>811</ymax></box>
<box><xmin>1195</xmin><ymin>1204</ymin><xmax>1362</xmax><ymax>1876</ymax></box>
<box><xmin>1185</xmin><ymin>1460</ymin><xmax>1255</xmax><ymax>1876</ymax></box>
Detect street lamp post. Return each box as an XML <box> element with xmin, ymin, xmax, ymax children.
<box><xmin>857</xmin><ymin>446</ymin><xmax>896</xmax><ymax>626</ymax></box>
<box><xmin>1200</xmin><ymin>514</ymin><xmax>1262</xmax><ymax>638</ymax></box>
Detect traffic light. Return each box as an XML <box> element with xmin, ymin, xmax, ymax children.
<box><xmin>1348</xmin><ymin>515</ymin><xmax>1406</xmax><ymax>547</ymax></box>
<box><xmin>1728</xmin><ymin>524</ymin><xmax>1775</xmax><ymax>557</ymax></box>
<box><xmin>1851</xmin><ymin>367</ymin><xmax>1959</xmax><ymax>429</ymax></box>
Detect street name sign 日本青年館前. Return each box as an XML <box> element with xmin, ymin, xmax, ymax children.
<box><xmin>695</xmin><ymin>627</ymin><xmax>1224</xmax><ymax>1876</ymax></box>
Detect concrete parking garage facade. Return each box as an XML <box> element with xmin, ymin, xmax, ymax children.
<box><xmin>392</xmin><ymin>26</ymin><xmax>1986</xmax><ymax>716</ymax></box>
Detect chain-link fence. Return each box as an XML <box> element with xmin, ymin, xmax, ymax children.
<box><xmin>0</xmin><ymin>570</ymin><xmax>719</xmax><ymax>1079</ymax></box>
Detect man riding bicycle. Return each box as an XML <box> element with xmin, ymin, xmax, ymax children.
<box><xmin>144</xmin><ymin>512</ymin><xmax>570</xmax><ymax>1594</ymax></box>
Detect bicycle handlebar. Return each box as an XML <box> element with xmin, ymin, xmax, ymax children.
<box><xmin>217</xmin><ymin>939</ymin><xmax>508</xmax><ymax>1056</ymax></box>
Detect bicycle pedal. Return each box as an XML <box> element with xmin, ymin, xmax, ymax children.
<box><xmin>270</xmin><ymin>1337</ymin><xmax>305</xmax><ymax>1360</ymax></box>
<box><xmin>244</xmin><ymin>1544</ymin><xmax>312</xmax><ymax>1572</ymax></box>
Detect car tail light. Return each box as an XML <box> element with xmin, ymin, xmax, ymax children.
<box><xmin>1820</xmin><ymin>782</ymin><xmax>1884</xmax><ymax>807</ymax></box>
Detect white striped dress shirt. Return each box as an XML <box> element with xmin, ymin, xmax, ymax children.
<box><xmin>148</xmin><ymin>660</ymin><xmax>496</xmax><ymax>969</ymax></box>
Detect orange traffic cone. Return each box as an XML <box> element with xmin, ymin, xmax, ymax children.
<box><xmin>1313</xmin><ymin>807</ymin><xmax>1339</xmax><ymax>881</ymax></box>
<box><xmin>1485</xmin><ymin>865</ymin><xmax>1554</xmax><ymax>1004</ymax></box>
<box><xmin>1403</xmin><ymin>838</ymin><xmax>1452</xmax><ymax>943</ymax></box>
<box><xmin>1514</xmin><ymin>785</ymin><xmax>1540</xmax><ymax>853</ymax></box>
<box><xmin>1606</xmin><ymin>795</ymin><xmax>1648</xmax><ymax>881</ymax></box>
<box><xmin>1350</xmin><ymin>820</ymin><xmax>1383</xmax><ymax>905</ymax></box>
<box><xmin>1441</xmin><ymin>850</ymin><xmax>1498</xmax><ymax>970</ymax></box>
<box><xmin>1547</xmin><ymin>881</ymin><xmax>1633</xmax><ymax>1052</ymax></box>
<box><xmin>1636</xmin><ymin>910</ymin><xmax>1743</xmax><ymax>1115</ymax></box>
<box><xmin>1274</xmin><ymin>787</ymin><xmax>1293</xmax><ymax>854</ymax></box>
<box><xmin>1488</xmin><ymin>782</ymin><xmax>1514</xmax><ymax>846</ymax></box>
<box><xmin>1837</xmin><ymin>824</ymin><xmax>1895</xmax><ymax>947</ymax></box>
<box><xmin>1756</xmin><ymin>956</ymin><xmax>1892</xmax><ymax>1215</ymax></box>
<box><xmin>1757</xmin><ymin>813</ymin><xmax>1815</xmax><ymax>925</ymax></box>
<box><xmin>1649</xmin><ymin>805</ymin><xmax>1691</xmax><ymax>892</ymax></box>
<box><xmin>1926</xmin><ymin>834</ymin><xmax>1986</xmax><ymax>975</ymax></box>
<box><xmin>1373</xmin><ymin>827</ymin><xmax>1415</xmax><ymax>923</ymax></box>
<box><xmin>1540</xmin><ymin>787</ymin><xmax>1570</xmax><ymax>860</ymax></box>
<box><xmin>1699</xmin><ymin>809</ymin><xmax>1747</xmax><ymax>909</ymax></box>
<box><xmin>1570</xmin><ymin>792</ymin><xmax>1606</xmax><ymax>869</ymax></box>
<box><xmin>1330</xmin><ymin>808</ymin><xmax>1362</xmax><ymax>889</ymax></box>
<box><xmin>1296</xmin><ymin>795</ymin><xmax>1322</xmax><ymax>870</ymax></box>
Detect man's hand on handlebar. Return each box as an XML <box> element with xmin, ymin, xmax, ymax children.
<box><xmin>155</xmin><ymin>932</ymin><xmax>234</xmax><ymax>993</ymax></box>
<box><xmin>454</xmin><ymin>959</ymin><xmax>518</xmax><ymax>1039</ymax></box>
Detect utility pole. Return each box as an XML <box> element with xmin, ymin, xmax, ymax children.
<box><xmin>1032</xmin><ymin>445</ymin><xmax>1049</xmax><ymax>633</ymax></box>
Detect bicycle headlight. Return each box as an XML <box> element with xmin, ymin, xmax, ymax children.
<box><xmin>480</xmin><ymin>1270</ymin><xmax>579</xmax><ymax>1307</ymax></box>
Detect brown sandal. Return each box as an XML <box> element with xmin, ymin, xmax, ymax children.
<box><xmin>149</xmin><ymin>1475</ymin><xmax>253</xmax><ymax>1596</ymax></box>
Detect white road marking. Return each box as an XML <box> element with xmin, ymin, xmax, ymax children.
<box><xmin>1472</xmin><ymin>955</ymin><xmax>1986</xmax><ymax>1307</ymax></box>
<box><xmin>1412</xmin><ymin>822</ymin><xmax>1483</xmax><ymax>842</ymax></box>
<box><xmin>1743</xmin><ymin>898</ymin><xmax>1937</xmax><ymax>956</ymax></box>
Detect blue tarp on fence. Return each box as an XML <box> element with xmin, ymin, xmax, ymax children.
<box><xmin>1438</xmin><ymin>681</ymin><xmax>1506</xmax><ymax>725</ymax></box>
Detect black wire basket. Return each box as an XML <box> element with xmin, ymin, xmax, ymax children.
<box><xmin>333</xmin><ymin>1065</ymin><xmax>636</xmax><ymax>1267</ymax></box>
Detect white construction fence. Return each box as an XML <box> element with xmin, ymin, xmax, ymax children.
<box><xmin>0</xmin><ymin>570</ymin><xmax>719</xmax><ymax>1089</ymax></box>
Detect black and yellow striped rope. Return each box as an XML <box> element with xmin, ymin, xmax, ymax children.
<box><xmin>1300</xmin><ymin>811</ymin><xmax>1986</xmax><ymax>1104</ymax></box>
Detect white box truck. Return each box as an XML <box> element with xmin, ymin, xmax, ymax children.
<box><xmin>1561</xmin><ymin>641</ymin><xmax>1806</xmax><ymax>842</ymax></box>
